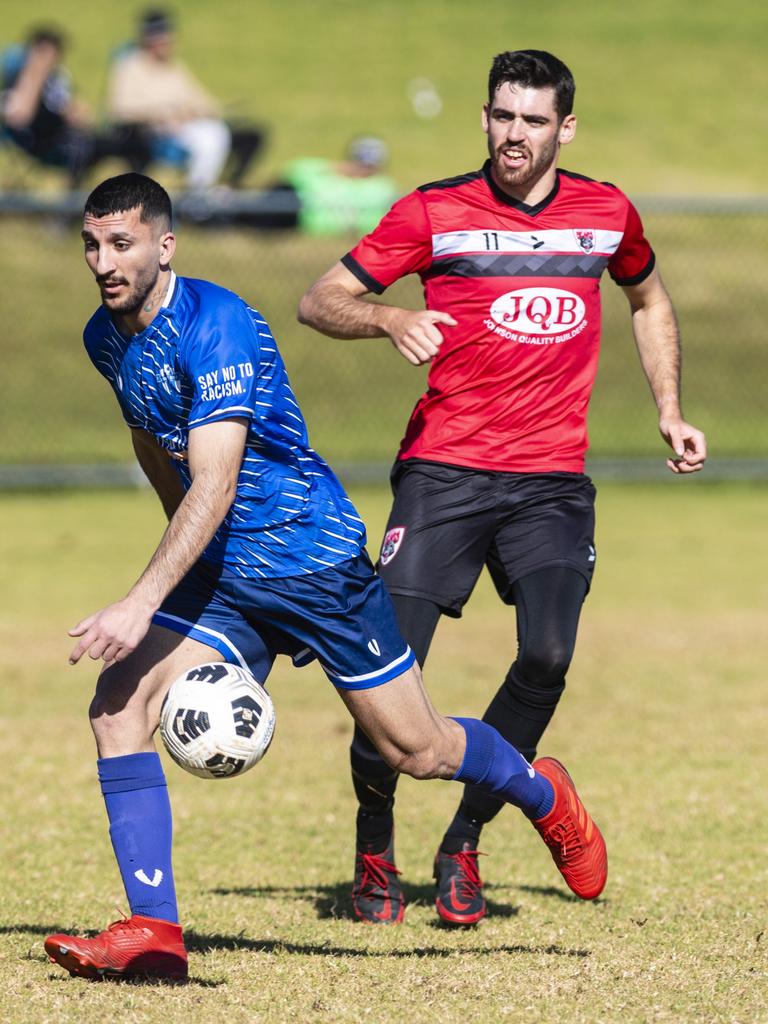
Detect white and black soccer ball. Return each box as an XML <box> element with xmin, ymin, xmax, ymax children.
<box><xmin>160</xmin><ymin>663</ymin><xmax>275</xmax><ymax>780</ymax></box>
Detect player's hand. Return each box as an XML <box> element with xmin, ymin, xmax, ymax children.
<box><xmin>384</xmin><ymin>309</ymin><xmax>457</xmax><ymax>366</ymax></box>
<box><xmin>68</xmin><ymin>597</ymin><xmax>155</xmax><ymax>666</ymax></box>
<box><xmin>659</xmin><ymin>415</ymin><xmax>707</xmax><ymax>474</ymax></box>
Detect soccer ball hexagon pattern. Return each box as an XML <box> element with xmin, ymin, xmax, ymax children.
<box><xmin>160</xmin><ymin>663</ymin><xmax>275</xmax><ymax>780</ymax></box>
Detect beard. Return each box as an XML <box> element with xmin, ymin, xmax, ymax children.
<box><xmin>99</xmin><ymin>264</ymin><xmax>160</xmax><ymax>317</ymax></box>
<box><xmin>488</xmin><ymin>134</ymin><xmax>560</xmax><ymax>194</ymax></box>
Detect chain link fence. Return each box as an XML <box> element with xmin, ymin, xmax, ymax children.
<box><xmin>0</xmin><ymin>195</ymin><xmax>765</xmax><ymax>485</ymax></box>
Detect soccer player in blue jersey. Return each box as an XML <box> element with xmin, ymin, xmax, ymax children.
<box><xmin>45</xmin><ymin>173</ymin><xmax>606</xmax><ymax>980</ymax></box>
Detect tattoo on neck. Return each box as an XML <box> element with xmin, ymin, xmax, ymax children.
<box><xmin>143</xmin><ymin>282</ymin><xmax>165</xmax><ymax>314</ymax></box>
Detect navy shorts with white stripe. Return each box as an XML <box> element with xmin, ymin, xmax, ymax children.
<box><xmin>153</xmin><ymin>550</ymin><xmax>415</xmax><ymax>690</ymax></box>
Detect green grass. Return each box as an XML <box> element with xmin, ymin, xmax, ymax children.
<box><xmin>0</xmin><ymin>482</ymin><xmax>766</xmax><ymax>1022</ymax></box>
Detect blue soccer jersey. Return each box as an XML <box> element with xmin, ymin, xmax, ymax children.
<box><xmin>84</xmin><ymin>273</ymin><xmax>366</xmax><ymax>579</ymax></box>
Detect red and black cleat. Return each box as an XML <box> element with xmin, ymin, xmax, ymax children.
<box><xmin>352</xmin><ymin>836</ymin><xmax>405</xmax><ymax>924</ymax></box>
<box><xmin>45</xmin><ymin>914</ymin><xmax>188</xmax><ymax>981</ymax></box>
<box><xmin>433</xmin><ymin>842</ymin><xmax>487</xmax><ymax>926</ymax></box>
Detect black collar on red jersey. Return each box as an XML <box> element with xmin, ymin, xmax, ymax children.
<box><xmin>481</xmin><ymin>159</ymin><xmax>561</xmax><ymax>216</ymax></box>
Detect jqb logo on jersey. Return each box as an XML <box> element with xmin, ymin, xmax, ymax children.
<box><xmin>490</xmin><ymin>287</ymin><xmax>586</xmax><ymax>337</ymax></box>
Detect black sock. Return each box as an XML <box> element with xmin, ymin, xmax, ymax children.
<box><xmin>356</xmin><ymin>808</ymin><xmax>395</xmax><ymax>852</ymax></box>
<box><xmin>350</xmin><ymin>725</ymin><xmax>399</xmax><ymax>850</ymax></box>
<box><xmin>440</xmin><ymin>800</ymin><xmax>484</xmax><ymax>854</ymax></box>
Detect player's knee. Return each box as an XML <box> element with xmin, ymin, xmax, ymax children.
<box><xmin>89</xmin><ymin>689</ymin><xmax>117</xmax><ymax>724</ymax></box>
<box><xmin>88</xmin><ymin>688</ymin><xmax>130</xmax><ymax>742</ymax></box>
<box><xmin>89</xmin><ymin>693</ymin><xmax>119</xmax><ymax>749</ymax></box>
<box><xmin>516</xmin><ymin>640</ymin><xmax>573</xmax><ymax>690</ymax></box>
<box><xmin>89</xmin><ymin>670</ymin><xmax>132</xmax><ymax>722</ymax></box>
<box><xmin>89</xmin><ymin>685</ymin><xmax>158</xmax><ymax>755</ymax></box>
<box><xmin>88</xmin><ymin>662</ymin><xmax>156</xmax><ymax>732</ymax></box>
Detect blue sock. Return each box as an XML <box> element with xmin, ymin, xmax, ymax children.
<box><xmin>98</xmin><ymin>752</ymin><xmax>179</xmax><ymax>923</ymax></box>
<box><xmin>451</xmin><ymin>718</ymin><xmax>554</xmax><ymax>820</ymax></box>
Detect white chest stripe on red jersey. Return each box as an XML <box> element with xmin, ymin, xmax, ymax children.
<box><xmin>432</xmin><ymin>228</ymin><xmax>624</xmax><ymax>258</ymax></box>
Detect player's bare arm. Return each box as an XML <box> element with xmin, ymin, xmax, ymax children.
<box><xmin>69</xmin><ymin>418</ymin><xmax>248</xmax><ymax>665</ymax></box>
<box><xmin>298</xmin><ymin>261</ymin><xmax>456</xmax><ymax>366</ymax></box>
<box><xmin>131</xmin><ymin>428</ymin><xmax>187</xmax><ymax>520</ymax></box>
<box><xmin>623</xmin><ymin>268</ymin><xmax>707</xmax><ymax>475</ymax></box>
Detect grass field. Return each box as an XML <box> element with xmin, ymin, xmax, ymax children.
<box><xmin>1</xmin><ymin>482</ymin><xmax>766</xmax><ymax>1023</ymax></box>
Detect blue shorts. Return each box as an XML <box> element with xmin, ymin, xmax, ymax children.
<box><xmin>153</xmin><ymin>552</ymin><xmax>415</xmax><ymax>690</ymax></box>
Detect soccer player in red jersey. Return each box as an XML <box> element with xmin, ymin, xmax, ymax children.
<box><xmin>299</xmin><ymin>50</ymin><xmax>707</xmax><ymax>926</ymax></box>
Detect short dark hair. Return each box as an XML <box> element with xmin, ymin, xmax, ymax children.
<box><xmin>140</xmin><ymin>8</ymin><xmax>174</xmax><ymax>37</ymax></box>
<box><xmin>27</xmin><ymin>26</ymin><xmax>66</xmax><ymax>51</ymax></box>
<box><xmin>84</xmin><ymin>173</ymin><xmax>173</xmax><ymax>230</ymax></box>
<box><xmin>488</xmin><ymin>50</ymin><xmax>575</xmax><ymax>121</ymax></box>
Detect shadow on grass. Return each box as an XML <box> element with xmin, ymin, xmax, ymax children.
<box><xmin>516</xmin><ymin>884</ymin><xmax>607</xmax><ymax>906</ymax></box>
<box><xmin>2</xmin><ymin>924</ymin><xmax>76</xmax><ymax>936</ymax></box>
<box><xmin>47</xmin><ymin>971</ymin><xmax>221</xmax><ymax>988</ymax></box>
<box><xmin>186</xmin><ymin>930</ymin><xmax>590</xmax><ymax>959</ymax></box>
<box><xmin>3</xmin><ymin>923</ymin><xmax>590</xmax><ymax>970</ymax></box>
<box><xmin>211</xmin><ymin>881</ymin><xmax>520</xmax><ymax>922</ymax></box>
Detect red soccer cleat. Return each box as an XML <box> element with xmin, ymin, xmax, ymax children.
<box><xmin>44</xmin><ymin>914</ymin><xmax>188</xmax><ymax>980</ymax></box>
<box><xmin>531</xmin><ymin>757</ymin><xmax>607</xmax><ymax>900</ymax></box>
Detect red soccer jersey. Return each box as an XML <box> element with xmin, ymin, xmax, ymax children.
<box><xmin>343</xmin><ymin>162</ymin><xmax>654</xmax><ymax>472</ymax></box>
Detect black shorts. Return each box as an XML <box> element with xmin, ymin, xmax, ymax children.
<box><xmin>376</xmin><ymin>459</ymin><xmax>596</xmax><ymax>617</ymax></box>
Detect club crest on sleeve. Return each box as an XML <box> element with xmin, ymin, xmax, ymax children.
<box><xmin>380</xmin><ymin>526</ymin><xmax>406</xmax><ymax>566</ymax></box>
<box><xmin>574</xmin><ymin>229</ymin><xmax>595</xmax><ymax>253</ymax></box>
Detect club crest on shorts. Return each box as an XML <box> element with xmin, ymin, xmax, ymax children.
<box><xmin>574</xmin><ymin>229</ymin><xmax>595</xmax><ymax>253</ymax></box>
<box><xmin>380</xmin><ymin>526</ymin><xmax>406</xmax><ymax>566</ymax></box>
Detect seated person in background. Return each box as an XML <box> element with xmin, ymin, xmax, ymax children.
<box><xmin>280</xmin><ymin>136</ymin><xmax>399</xmax><ymax>235</ymax></box>
<box><xmin>1</xmin><ymin>26</ymin><xmax>151</xmax><ymax>188</ymax></box>
<box><xmin>107</xmin><ymin>10</ymin><xmax>265</xmax><ymax>191</ymax></box>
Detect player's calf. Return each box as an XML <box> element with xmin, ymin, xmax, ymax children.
<box><xmin>387</xmin><ymin>731</ymin><xmax>462</xmax><ymax>781</ymax></box>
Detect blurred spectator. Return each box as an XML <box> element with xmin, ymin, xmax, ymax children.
<box><xmin>107</xmin><ymin>10</ymin><xmax>265</xmax><ymax>190</ymax></box>
<box><xmin>1</xmin><ymin>27</ymin><xmax>151</xmax><ymax>187</ymax></box>
<box><xmin>278</xmin><ymin>136</ymin><xmax>399</xmax><ymax>235</ymax></box>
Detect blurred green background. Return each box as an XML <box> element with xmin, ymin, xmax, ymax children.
<box><xmin>1</xmin><ymin>0</ymin><xmax>766</xmax><ymax>471</ymax></box>
<box><xmin>4</xmin><ymin>0</ymin><xmax>768</xmax><ymax>193</ymax></box>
